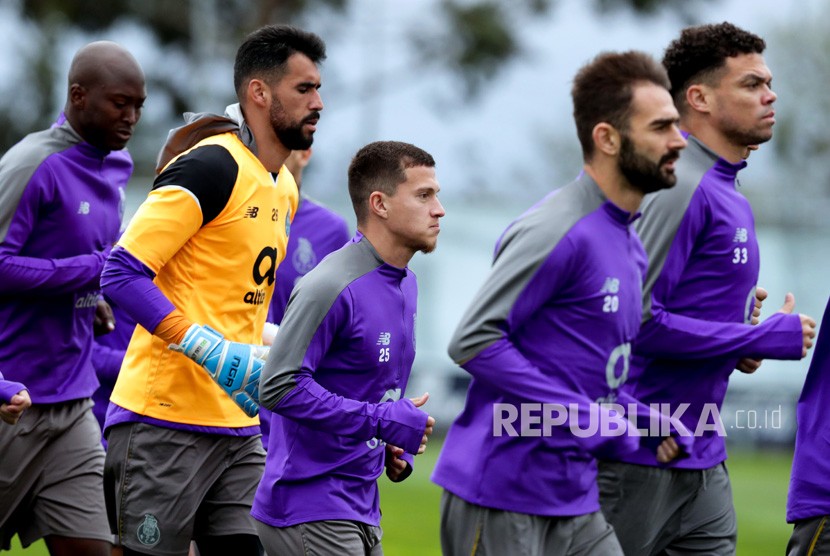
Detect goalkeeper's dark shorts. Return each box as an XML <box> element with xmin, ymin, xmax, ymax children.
<box><xmin>104</xmin><ymin>422</ymin><xmax>265</xmax><ymax>555</ymax></box>
<box><xmin>0</xmin><ymin>399</ymin><xmax>114</xmax><ymax>550</ymax></box>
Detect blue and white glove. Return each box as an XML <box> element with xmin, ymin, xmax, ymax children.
<box><xmin>169</xmin><ymin>324</ymin><xmax>269</xmax><ymax>417</ymax></box>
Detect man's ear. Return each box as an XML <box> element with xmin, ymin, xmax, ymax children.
<box><xmin>592</xmin><ymin>122</ymin><xmax>620</xmax><ymax>156</ymax></box>
<box><xmin>247</xmin><ymin>79</ymin><xmax>270</xmax><ymax>109</ymax></box>
<box><xmin>685</xmin><ymin>84</ymin><xmax>711</xmax><ymax>115</ymax></box>
<box><xmin>69</xmin><ymin>83</ymin><xmax>86</xmax><ymax>110</ymax></box>
<box><xmin>369</xmin><ymin>191</ymin><xmax>388</xmax><ymax>219</ymax></box>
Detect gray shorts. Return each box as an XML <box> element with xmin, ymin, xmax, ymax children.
<box><xmin>787</xmin><ymin>516</ymin><xmax>830</xmax><ymax>556</ymax></box>
<box><xmin>255</xmin><ymin>519</ymin><xmax>383</xmax><ymax>556</ymax></box>
<box><xmin>105</xmin><ymin>422</ymin><xmax>265</xmax><ymax>555</ymax></box>
<box><xmin>440</xmin><ymin>490</ymin><xmax>623</xmax><ymax>556</ymax></box>
<box><xmin>0</xmin><ymin>399</ymin><xmax>112</xmax><ymax>550</ymax></box>
<box><xmin>598</xmin><ymin>461</ymin><xmax>736</xmax><ymax>556</ymax></box>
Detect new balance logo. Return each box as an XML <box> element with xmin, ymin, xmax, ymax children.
<box><xmin>733</xmin><ymin>228</ymin><xmax>748</xmax><ymax>243</ymax></box>
<box><xmin>77</xmin><ymin>201</ymin><xmax>90</xmax><ymax>215</ymax></box>
<box><xmin>600</xmin><ymin>277</ymin><xmax>620</xmax><ymax>294</ymax></box>
<box><xmin>377</xmin><ymin>332</ymin><xmax>391</xmax><ymax>346</ymax></box>
<box><xmin>245</xmin><ymin>206</ymin><xmax>259</xmax><ymax>218</ymax></box>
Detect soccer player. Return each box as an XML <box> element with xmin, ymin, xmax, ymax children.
<box><xmin>100</xmin><ymin>25</ymin><xmax>325</xmax><ymax>556</ymax></box>
<box><xmin>253</xmin><ymin>140</ymin><xmax>440</xmax><ymax>555</ymax></box>
<box><xmin>259</xmin><ymin>147</ymin><xmax>350</xmax><ymax>449</ymax></box>
<box><xmin>598</xmin><ymin>23</ymin><xmax>816</xmax><ymax>556</ymax></box>
<box><xmin>432</xmin><ymin>51</ymin><xmax>687</xmax><ymax>555</ymax></box>
<box><xmin>788</xmin><ymin>309</ymin><xmax>830</xmax><ymax>549</ymax></box>
<box><xmin>0</xmin><ymin>41</ymin><xmax>145</xmax><ymax>555</ymax></box>
<box><xmin>0</xmin><ymin>372</ymin><xmax>30</xmax><ymax>425</ymax></box>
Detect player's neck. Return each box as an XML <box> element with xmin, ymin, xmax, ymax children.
<box><xmin>584</xmin><ymin>163</ymin><xmax>644</xmax><ymax>215</ymax></box>
<box><xmin>358</xmin><ymin>225</ymin><xmax>414</xmax><ymax>269</ymax></box>
<box><xmin>682</xmin><ymin>121</ymin><xmax>746</xmax><ymax>164</ymax></box>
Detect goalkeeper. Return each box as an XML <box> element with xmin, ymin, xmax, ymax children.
<box><xmin>100</xmin><ymin>25</ymin><xmax>326</xmax><ymax>556</ymax></box>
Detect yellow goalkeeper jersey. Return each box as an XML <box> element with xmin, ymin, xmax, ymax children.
<box><xmin>110</xmin><ymin>132</ymin><xmax>297</xmax><ymax>427</ymax></box>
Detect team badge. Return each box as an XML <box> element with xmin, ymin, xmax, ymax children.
<box><xmin>292</xmin><ymin>237</ymin><xmax>317</xmax><ymax>275</ymax></box>
<box><xmin>137</xmin><ymin>514</ymin><xmax>161</xmax><ymax>547</ymax></box>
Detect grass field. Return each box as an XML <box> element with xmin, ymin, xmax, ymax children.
<box><xmin>6</xmin><ymin>442</ymin><xmax>796</xmax><ymax>555</ymax></box>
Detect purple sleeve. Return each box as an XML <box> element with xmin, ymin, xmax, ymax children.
<box><xmin>463</xmin><ymin>340</ymin><xmax>640</xmax><ymax>459</ymax></box>
<box><xmin>101</xmin><ymin>246</ymin><xmax>176</xmax><ymax>334</ymax></box>
<box><xmin>0</xmin><ymin>377</ymin><xmax>27</xmax><ymax>404</ymax></box>
<box><xmin>0</xmin><ymin>171</ymin><xmax>109</xmax><ymax>294</ymax></box>
<box><xmin>266</xmin><ymin>289</ymin><xmax>428</xmax><ymax>456</ymax></box>
<box><xmin>635</xmin><ymin>309</ymin><xmax>803</xmax><ymax>360</ymax></box>
<box><xmin>276</xmin><ymin>376</ymin><xmax>428</xmax><ymax>456</ymax></box>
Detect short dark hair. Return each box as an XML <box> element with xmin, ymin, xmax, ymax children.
<box><xmin>233</xmin><ymin>25</ymin><xmax>326</xmax><ymax>99</ymax></box>
<box><xmin>663</xmin><ymin>22</ymin><xmax>766</xmax><ymax>111</ymax></box>
<box><xmin>348</xmin><ymin>141</ymin><xmax>436</xmax><ymax>224</ymax></box>
<box><xmin>572</xmin><ymin>50</ymin><xmax>670</xmax><ymax>161</ymax></box>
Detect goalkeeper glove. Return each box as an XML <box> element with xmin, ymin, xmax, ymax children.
<box><xmin>169</xmin><ymin>324</ymin><xmax>269</xmax><ymax>417</ymax></box>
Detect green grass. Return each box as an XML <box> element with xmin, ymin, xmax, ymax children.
<box><xmin>5</xmin><ymin>444</ymin><xmax>795</xmax><ymax>556</ymax></box>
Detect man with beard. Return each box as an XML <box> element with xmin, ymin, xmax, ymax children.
<box><xmin>99</xmin><ymin>25</ymin><xmax>325</xmax><ymax>556</ymax></box>
<box><xmin>598</xmin><ymin>22</ymin><xmax>816</xmax><ymax>556</ymax></box>
<box><xmin>253</xmin><ymin>140</ymin><xmax>440</xmax><ymax>555</ymax></box>
<box><xmin>431</xmin><ymin>51</ymin><xmax>687</xmax><ymax>556</ymax></box>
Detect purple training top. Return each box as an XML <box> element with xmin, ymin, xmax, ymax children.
<box><xmin>432</xmin><ymin>173</ymin><xmax>651</xmax><ymax>517</ymax></box>
<box><xmin>0</xmin><ymin>114</ymin><xmax>131</xmax><ymax>403</ymax></box>
<box><xmin>254</xmin><ymin>233</ymin><xmax>427</xmax><ymax>528</ymax></box>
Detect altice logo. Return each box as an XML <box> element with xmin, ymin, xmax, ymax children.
<box><xmin>492</xmin><ymin>402</ymin><xmax>727</xmax><ymax>438</ymax></box>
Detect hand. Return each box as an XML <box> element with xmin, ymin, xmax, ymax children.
<box><xmin>410</xmin><ymin>392</ymin><xmax>435</xmax><ymax>455</ymax></box>
<box><xmin>750</xmin><ymin>286</ymin><xmax>768</xmax><ymax>325</ymax></box>
<box><xmin>169</xmin><ymin>324</ymin><xmax>268</xmax><ymax>417</ymax></box>
<box><xmin>384</xmin><ymin>444</ymin><xmax>411</xmax><ymax>482</ymax></box>
<box><xmin>656</xmin><ymin>436</ymin><xmax>680</xmax><ymax>464</ymax></box>
<box><xmin>736</xmin><ymin>358</ymin><xmax>763</xmax><ymax>374</ymax></box>
<box><xmin>93</xmin><ymin>299</ymin><xmax>116</xmax><ymax>336</ymax></box>
<box><xmin>778</xmin><ymin>293</ymin><xmax>817</xmax><ymax>357</ymax></box>
<box><xmin>737</xmin><ymin>287</ymin><xmax>768</xmax><ymax>372</ymax></box>
<box><xmin>1</xmin><ymin>389</ymin><xmax>32</xmax><ymax>425</ymax></box>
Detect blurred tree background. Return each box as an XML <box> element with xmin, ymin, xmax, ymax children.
<box><xmin>1</xmin><ymin>0</ymin><xmax>719</xmax><ymax>174</ymax></box>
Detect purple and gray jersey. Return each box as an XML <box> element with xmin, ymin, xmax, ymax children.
<box><xmin>253</xmin><ymin>233</ymin><xmax>428</xmax><ymax>528</ymax></box>
<box><xmin>431</xmin><ymin>173</ymin><xmax>648</xmax><ymax>517</ymax></box>
<box><xmin>0</xmin><ymin>114</ymin><xmax>131</xmax><ymax>403</ymax></box>
<box><xmin>260</xmin><ymin>195</ymin><xmax>350</xmax><ymax>449</ymax></box>
<box><xmin>788</xmin><ymin>297</ymin><xmax>830</xmax><ymax>522</ymax></box>
<box><xmin>615</xmin><ymin>134</ymin><xmax>802</xmax><ymax>469</ymax></box>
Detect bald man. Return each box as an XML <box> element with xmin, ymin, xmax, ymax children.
<box><xmin>0</xmin><ymin>41</ymin><xmax>145</xmax><ymax>555</ymax></box>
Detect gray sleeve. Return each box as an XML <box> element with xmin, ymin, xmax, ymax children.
<box><xmin>0</xmin><ymin>129</ymin><xmax>69</xmax><ymax>242</ymax></box>
<box><xmin>634</xmin><ymin>146</ymin><xmax>709</xmax><ymax>321</ymax></box>
<box><xmin>259</xmin><ymin>241</ymin><xmax>378</xmax><ymax>409</ymax></box>
<box><xmin>448</xmin><ymin>178</ymin><xmax>601</xmax><ymax>364</ymax></box>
